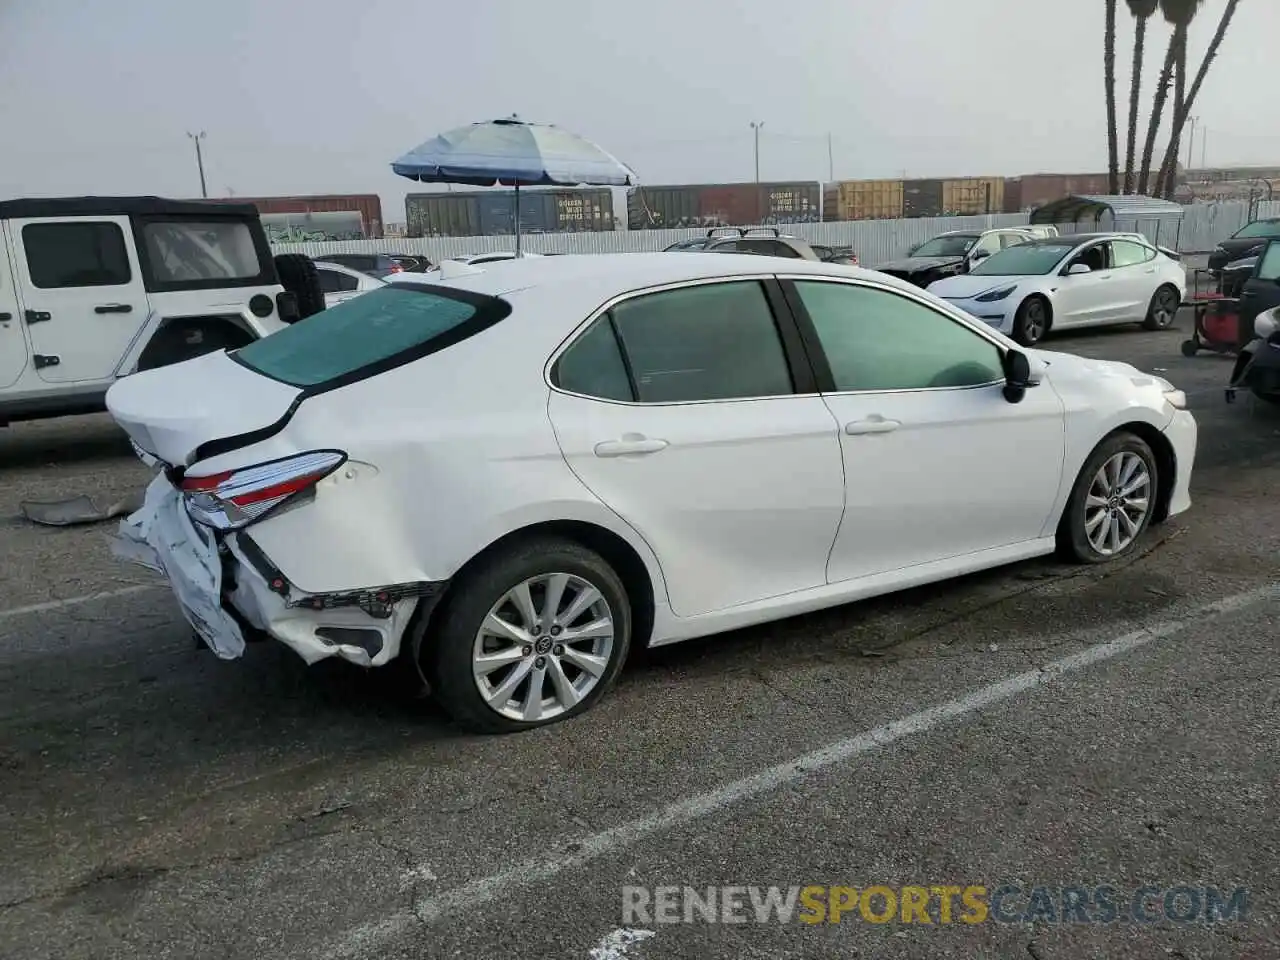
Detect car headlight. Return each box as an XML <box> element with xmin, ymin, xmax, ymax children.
<box><xmin>1255</xmin><ymin>310</ymin><xmax>1280</xmax><ymax>339</ymax></box>
<box><xmin>974</xmin><ymin>285</ymin><xmax>1017</xmax><ymax>303</ymax></box>
<box><xmin>1151</xmin><ymin>375</ymin><xmax>1187</xmax><ymax>409</ymax></box>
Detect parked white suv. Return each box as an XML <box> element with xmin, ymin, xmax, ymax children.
<box><xmin>0</xmin><ymin>196</ymin><xmax>324</xmax><ymax>426</ymax></box>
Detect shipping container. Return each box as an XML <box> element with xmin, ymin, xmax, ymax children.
<box><xmin>407</xmin><ymin>188</ymin><xmax>613</xmax><ymax>237</ymax></box>
<box><xmin>762</xmin><ymin>182</ymin><xmax>821</xmax><ymax>223</ymax></box>
<box><xmin>829</xmin><ymin>179</ymin><xmax>905</xmax><ymax>221</ymax></box>
<box><xmin>210</xmin><ymin>194</ymin><xmax>384</xmax><ymax>238</ymax></box>
<box><xmin>260</xmin><ymin>211</ymin><xmax>367</xmax><ymax>243</ymax></box>
<box><xmin>1002</xmin><ymin>177</ymin><xmax>1022</xmax><ymax>214</ymax></box>
<box><xmin>1004</xmin><ymin>172</ymin><xmax>1130</xmax><ymax>212</ymax></box>
<box><xmin>941</xmin><ymin>177</ymin><xmax>1004</xmax><ymax>216</ymax></box>
<box><xmin>627</xmin><ymin>186</ymin><xmax>702</xmax><ymax>229</ymax></box>
<box><xmin>902</xmin><ymin>179</ymin><xmax>945</xmax><ymax>218</ymax></box>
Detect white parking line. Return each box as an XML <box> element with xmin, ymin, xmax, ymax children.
<box><xmin>325</xmin><ymin>582</ymin><xmax>1279</xmax><ymax>959</ymax></box>
<box><xmin>0</xmin><ymin>583</ymin><xmax>161</xmax><ymax>623</ymax></box>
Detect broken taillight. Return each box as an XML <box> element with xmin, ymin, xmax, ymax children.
<box><xmin>179</xmin><ymin>450</ymin><xmax>346</xmax><ymax>531</ymax></box>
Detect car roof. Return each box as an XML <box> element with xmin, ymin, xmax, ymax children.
<box><xmin>390</xmin><ymin>251</ymin><xmax>905</xmax><ymax>299</ymax></box>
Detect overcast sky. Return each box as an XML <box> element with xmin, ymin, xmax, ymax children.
<box><xmin>0</xmin><ymin>0</ymin><xmax>1272</xmax><ymax>222</ymax></box>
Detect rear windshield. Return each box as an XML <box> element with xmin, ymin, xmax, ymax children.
<box><xmin>1234</xmin><ymin>220</ymin><xmax>1280</xmax><ymax>240</ymax></box>
<box><xmin>234</xmin><ymin>284</ymin><xmax>509</xmax><ymax>389</ymax></box>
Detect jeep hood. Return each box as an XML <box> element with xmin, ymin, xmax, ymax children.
<box><xmin>106</xmin><ymin>349</ymin><xmax>303</xmax><ymax>467</ymax></box>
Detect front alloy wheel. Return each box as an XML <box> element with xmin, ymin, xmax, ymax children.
<box><xmin>1143</xmin><ymin>285</ymin><xmax>1180</xmax><ymax>330</ymax></box>
<box><xmin>1058</xmin><ymin>433</ymin><xmax>1158</xmax><ymax>563</ymax></box>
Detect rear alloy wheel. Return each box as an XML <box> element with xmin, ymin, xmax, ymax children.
<box><xmin>1142</xmin><ymin>284</ymin><xmax>1181</xmax><ymax>330</ymax></box>
<box><xmin>426</xmin><ymin>539</ymin><xmax>631</xmax><ymax>733</ymax></box>
<box><xmin>1013</xmin><ymin>296</ymin><xmax>1050</xmax><ymax>346</ymax></box>
<box><xmin>1057</xmin><ymin>433</ymin><xmax>1158</xmax><ymax>563</ymax></box>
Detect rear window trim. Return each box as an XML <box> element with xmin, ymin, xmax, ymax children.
<box><xmin>228</xmin><ymin>281</ymin><xmax>512</xmax><ymax>398</ymax></box>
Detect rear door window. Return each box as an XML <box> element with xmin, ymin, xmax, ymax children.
<box><xmin>234</xmin><ymin>284</ymin><xmax>509</xmax><ymax>389</ymax></box>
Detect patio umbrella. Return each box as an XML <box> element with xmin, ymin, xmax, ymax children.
<box><xmin>391</xmin><ymin>115</ymin><xmax>637</xmax><ymax>254</ymax></box>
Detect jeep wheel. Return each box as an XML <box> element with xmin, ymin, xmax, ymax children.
<box><xmin>273</xmin><ymin>254</ymin><xmax>326</xmax><ymax>320</ymax></box>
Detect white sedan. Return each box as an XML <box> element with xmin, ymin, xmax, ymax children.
<box><xmin>104</xmin><ymin>253</ymin><xmax>1196</xmax><ymax>733</ymax></box>
<box><xmin>314</xmin><ymin>260</ymin><xmax>386</xmax><ymax>308</ymax></box>
<box><xmin>926</xmin><ymin>232</ymin><xmax>1186</xmax><ymax>346</ymax></box>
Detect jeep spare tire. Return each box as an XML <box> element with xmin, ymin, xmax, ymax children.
<box><xmin>273</xmin><ymin>254</ymin><xmax>325</xmax><ymax>320</ymax></box>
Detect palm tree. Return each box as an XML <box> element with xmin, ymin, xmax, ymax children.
<box><xmin>1105</xmin><ymin>0</ymin><xmax>1120</xmax><ymax>193</ymax></box>
<box><xmin>1123</xmin><ymin>0</ymin><xmax>1160</xmax><ymax>193</ymax></box>
<box><xmin>1155</xmin><ymin>0</ymin><xmax>1206</xmax><ymax>197</ymax></box>
<box><xmin>1155</xmin><ymin>0</ymin><xmax>1242</xmax><ymax>196</ymax></box>
<box><xmin>1137</xmin><ymin>2</ymin><xmax>1190</xmax><ymax>194</ymax></box>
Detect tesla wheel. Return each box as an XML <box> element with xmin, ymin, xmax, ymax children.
<box><xmin>1012</xmin><ymin>296</ymin><xmax>1050</xmax><ymax>346</ymax></box>
<box><xmin>1057</xmin><ymin>432</ymin><xmax>1158</xmax><ymax>564</ymax></box>
<box><xmin>1143</xmin><ymin>284</ymin><xmax>1181</xmax><ymax>330</ymax></box>
<box><xmin>425</xmin><ymin>538</ymin><xmax>631</xmax><ymax>734</ymax></box>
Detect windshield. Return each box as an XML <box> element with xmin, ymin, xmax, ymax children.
<box><xmin>910</xmin><ymin>235</ymin><xmax>977</xmax><ymax>258</ymax></box>
<box><xmin>234</xmin><ymin>284</ymin><xmax>508</xmax><ymax>388</ymax></box>
<box><xmin>969</xmin><ymin>242</ymin><xmax>1077</xmax><ymax>276</ymax></box>
<box><xmin>1233</xmin><ymin>220</ymin><xmax>1280</xmax><ymax>240</ymax></box>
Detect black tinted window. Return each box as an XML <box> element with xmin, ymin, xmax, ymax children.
<box><xmin>23</xmin><ymin>222</ymin><xmax>131</xmax><ymax>288</ymax></box>
<box><xmin>611</xmin><ymin>281</ymin><xmax>794</xmax><ymax>402</ymax></box>
<box><xmin>795</xmin><ymin>280</ymin><xmax>1003</xmax><ymax>391</ymax></box>
<box><xmin>317</xmin><ymin>267</ymin><xmax>359</xmax><ymax>292</ymax></box>
<box><xmin>553</xmin><ymin>318</ymin><xmax>633</xmax><ymax>401</ymax></box>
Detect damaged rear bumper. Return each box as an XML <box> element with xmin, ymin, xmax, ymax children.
<box><xmin>114</xmin><ymin>475</ymin><xmax>446</xmax><ymax>667</ymax></box>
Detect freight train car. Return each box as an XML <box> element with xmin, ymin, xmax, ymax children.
<box><xmin>1002</xmin><ymin>172</ymin><xmax>1129</xmax><ymax>212</ymax></box>
<box><xmin>823</xmin><ymin>179</ymin><xmax>905</xmax><ymax>221</ymax></box>
<box><xmin>211</xmin><ymin>194</ymin><xmax>384</xmax><ymax>238</ymax></box>
<box><xmin>902</xmin><ymin>179</ymin><xmax>946</xmax><ymax>218</ymax></box>
<box><xmin>627</xmin><ymin>182</ymin><xmax>820</xmax><ymax>229</ymax></box>
<box><xmin>405</xmin><ymin>188</ymin><xmax>614</xmax><ymax>237</ymax></box>
<box><xmin>941</xmin><ymin>177</ymin><xmax>1004</xmax><ymax>215</ymax></box>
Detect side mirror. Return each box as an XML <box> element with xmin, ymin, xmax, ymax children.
<box><xmin>907</xmin><ymin>244</ymin><xmax>921</xmax><ymax>256</ymax></box>
<box><xmin>1066</xmin><ymin>263</ymin><xmax>1092</xmax><ymax>275</ymax></box>
<box><xmin>971</xmin><ymin>248</ymin><xmax>991</xmax><ymax>261</ymax></box>
<box><xmin>1001</xmin><ymin>349</ymin><xmax>1036</xmax><ymax>403</ymax></box>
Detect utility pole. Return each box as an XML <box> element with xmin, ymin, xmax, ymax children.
<box><xmin>827</xmin><ymin>133</ymin><xmax>834</xmax><ymax>182</ymax></box>
<box><xmin>1200</xmin><ymin>127</ymin><xmax>1208</xmax><ymax>169</ymax></box>
<box><xmin>750</xmin><ymin>121</ymin><xmax>764</xmax><ymax>184</ymax></box>
<box><xmin>1185</xmin><ymin>116</ymin><xmax>1198</xmax><ymax>177</ymax></box>
<box><xmin>187</xmin><ymin>131</ymin><xmax>208</xmax><ymax>198</ymax></box>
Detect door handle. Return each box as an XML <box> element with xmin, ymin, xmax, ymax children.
<box><xmin>95</xmin><ymin>303</ymin><xmax>133</xmax><ymax>314</ymax></box>
<box><xmin>24</xmin><ymin>310</ymin><xmax>50</xmax><ymax>324</ymax></box>
<box><xmin>0</xmin><ymin>312</ymin><xmax>11</xmax><ymax>322</ymax></box>
<box><xmin>845</xmin><ymin>417</ymin><xmax>901</xmax><ymax>436</ymax></box>
<box><xmin>593</xmin><ymin>437</ymin><xmax>669</xmax><ymax>458</ymax></box>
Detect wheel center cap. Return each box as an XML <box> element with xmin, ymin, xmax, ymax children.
<box><xmin>535</xmin><ymin>636</ymin><xmax>553</xmax><ymax>655</ymax></box>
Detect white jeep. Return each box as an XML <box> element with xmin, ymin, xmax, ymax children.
<box><xmin>0</xmin><ymin>196</ymin><xmax>325</xmax><ymax>426</ymax></box>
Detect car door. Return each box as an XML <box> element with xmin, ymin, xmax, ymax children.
<box><xmin>782</xmin><ymin>276</ymin><xmax>1066</xmax><ymax>582</ymax></box>
<box><xmin>1108</xmin><ymin>238</ymin><xmax>1160</xmax><ymax>320</ymax></box>
<box><xmin>1238</xmin><ymin>240</ymin><xmax>1280</xmax><ymax>331</ymax></box>
<box><xmin>1050</xmin><ymin>240</ymin><xmax>1116</xmax><ymax>328</ymax></box>
<box><xmin>546</xmin><ymin>277</ymin><xmax>846</xmax><ymax>618</ymax></box>
<box><xmin>0</xmin><ymin>228</ymin><xmax>29</xmax><ymax>389</ymax></box>
<box><xmin>9</xmin><ymin>216</ymin><xmax>148</xmax><ymax>383</ymax></box>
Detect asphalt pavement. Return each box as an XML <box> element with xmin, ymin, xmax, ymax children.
<box><xmin>1</xmin><ymin>308</ymin><xmax>1278</xmax><ymax>960</ymax></box>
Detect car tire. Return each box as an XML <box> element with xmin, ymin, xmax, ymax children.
<box><xmin>1056</xmin><ymin>432</ymin><xmax>1159</xmax><ymax>564</ymax></box>
<box><xmin>273</xmin><ymin>254</ymin><xmax>326</xmax><ymax>320</ymax></box>
<box><xmin>1012</xmin><ymin>296</ymin><xmax>1051</xmax><ymax>346</ymax></box>
<box><xmin>1142</xmin><ymin>284</ymin><xmax>1181</xmax><ymax>330</ymax></box>
<box><xmin>423</xmin><ymin>537</ymin><xmax>632</xmax><ymax>734</ymax></box>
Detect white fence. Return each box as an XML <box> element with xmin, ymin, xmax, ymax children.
<box><xmin>272</xmin><ymin>200</ymin><xmax>1280</xmax><ymax>265</ymax></box>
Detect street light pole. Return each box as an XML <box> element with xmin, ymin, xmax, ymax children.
<box><xmin>749</xmin><ymin>121</ymin><xmax>763</xmax><ymax>184</ymax></box>
<box><xmin>187</xmin><ymin>131</ymin><xmax>208</xmax><ymax>198</ymax></box>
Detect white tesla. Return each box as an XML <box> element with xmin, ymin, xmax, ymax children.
<box><xmin>926</xmin><ymin>233</ymin><xmax>1186</xmax><ymax>346</ymax></box>
<box><xmin>105</xmin><ymin>253</ymin><xmax>1196</xmax><ymax>733</ymax></box>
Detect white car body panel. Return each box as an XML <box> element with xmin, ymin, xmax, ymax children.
<box><xmin>105</xmin><ymin>253</ymin><xmax>1197</xmax><ymax>670</ymax></box>
<box><xmin>927</xmin><ymin>235</ymin><xmax>1186</xmax><ymax>338</ymax></box>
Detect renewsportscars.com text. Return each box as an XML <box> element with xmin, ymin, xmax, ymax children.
<box><xmin>622</xmin><ymin>884</ymin><xmax>1249</xmax><ymax>925</ymax></box>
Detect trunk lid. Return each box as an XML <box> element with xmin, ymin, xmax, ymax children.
<box><xmin>106</xmin><ymin>349</ymin><xmax>302</xmax><ymax>467</ymax></box>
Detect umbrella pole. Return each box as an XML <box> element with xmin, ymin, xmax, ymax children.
<box><xmin>514</xmin><ymin>183</ymin><xmax>522</xmax><ymax>256</ymax></box>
